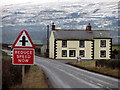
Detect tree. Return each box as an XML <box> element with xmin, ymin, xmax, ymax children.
<box><xmin>112</xmin><ymin>49</ymin><xmax>119</xmax><ymax>59</ymax></box>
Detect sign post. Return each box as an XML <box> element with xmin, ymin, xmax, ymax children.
<box><xmin>12</xmin><ymin>30</ymin><xmax>35</xmax><ymax>88</ymax></box>
<box><xmin>22</xmin><ymin>65</ymin><xmax>25</xmax><ymax>88</ymax></box>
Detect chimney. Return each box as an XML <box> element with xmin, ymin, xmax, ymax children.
<box><xmin>52</xmin><ymin>22</ymin><xmax>55</xmax><ymax>30</ymax></box>
<box><xmin>86</xmin><ymin>23</ymin><xmax>92</xmax><ymax>31</ymax></box>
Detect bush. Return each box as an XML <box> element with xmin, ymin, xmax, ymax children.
<box><xmin>107</xmin><ymin>60</ymin><xmax>120</xmax><ymax>69</ymax></box>
<box><xmin>2</xmin><ymin>59</ymin><xmax>12</xmax><ymax>89</ymax></box>
<box><xmin>2</xmin><ymin>51</ymin><xmax>31</xmax><ymax>89</ymax></box>
<box><xmin>2</xmin><ymin>59</ymin><xmax>22</xmax><ymax>89</ymax></box>
<box><xmin>96</xmin><ymin>60</ymin><xmax>120</xmax><ymax>69</ymax></box>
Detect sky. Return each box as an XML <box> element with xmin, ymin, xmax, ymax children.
<box><xmin>1</xmin><ymin>0</ymin><xmax>119</xmax><ymax>6</ymax></box>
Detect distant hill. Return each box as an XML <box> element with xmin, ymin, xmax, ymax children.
<box><xmin>1</xmin><ymin>1</ymin><xmax>119</xmax><ymax>44</ymax></box>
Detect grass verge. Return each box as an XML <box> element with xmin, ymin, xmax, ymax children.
<box><xmin>68</xmin><ymin>61</ymin><xmax>120</xmax><ymax>79</ymax></box>
<box><xmin>11</xmin><ymin>65</ymin><xmax>49</xmax><ymax>88</ymax></box>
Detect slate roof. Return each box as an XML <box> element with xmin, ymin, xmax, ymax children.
<box><xmin>53</xmin><ymin>30</ymin><xmax>111</xmax><ymax>40</ymax></box>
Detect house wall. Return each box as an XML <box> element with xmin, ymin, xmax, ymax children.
<box><xmin>83</xmin><ymin>41</ymin><xmax>93</xmax><ymax>59</ymax></box>
<box><xmin>49</xmin><ymin>31</ymin><xmax>111</xmax><ymax>59</ymax></box>
<box><xmin>56</xmin><ymin>40</ymin><xmax>92</xmax><ymax>59</ymax></box>
<box><xmin>49</xmin><ymin>31</ymin><xmax>55</xmax><ymax>58</ymax></box>
<box><xmin>94</xmin><ymin>39</ymin><xmax>111</xmax><ymax>59</ymax></box>
<box><xmin>41</xmin><ymin>45</ymin><xmax>47</xmax><ymax>55</ymax></box>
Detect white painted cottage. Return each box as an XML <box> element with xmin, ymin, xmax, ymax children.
<box><xmin>49</xmin><ymin>23</ymin><xmax>112</xmax><ymax>60</ymax></box>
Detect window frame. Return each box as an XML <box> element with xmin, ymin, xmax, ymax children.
<box><xmin>62</xmin><ymin>50</ymin><xmax>67</xmax><ymax>57</ymax></box>
<box><xmin>62</xmin><ymin>40</ymin><xmax>67</xmax><ymax>47</ymax></box>
<box><xmin>100</xmin><ymin>40</ymin><xmax>106</xmax><ymax>47</ymax></box>
<box><xmin>79</xmin><ymin>40</ymin><xmax>85</xmax><ymax>47</ymax></box>
<box><xmin>69</xmin><ymin>50</ymin><xmax>76</xmax><ymax>57</ymax></box>
<box><xmin>100</xmin><ymin>50</ymin><xmax>106</xmax><ymax>57</ymax></box>
<box><xmin>79</xmin><ymin>50</ymin><xmax>85</xmax><ymax>57</ymax></box>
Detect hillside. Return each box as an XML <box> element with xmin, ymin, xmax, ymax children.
<box><xmin>1</xmin><ymin>1</ymin><xmax>119</xmax><ymax>44</ymax></box>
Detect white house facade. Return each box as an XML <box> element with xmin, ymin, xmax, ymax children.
<box><xmin>49</xmin><ymin>23</ymin><xmax>112</xmax><ymax>60</ymax></box>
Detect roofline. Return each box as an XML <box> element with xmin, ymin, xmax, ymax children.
<box><xmin>54</xmin><ymin>29</ymin><xmax>111</xmax><ymax>31</ymax></box>
<box><xmin>56</xmin><ymin>39</ymin><xmax>93</xmax><ymax>40</ymax></box>
<box><xmin>55</xmin><ymin>38</ymin><xmax>111</xmax><ymax>40</ymax></box>
<box><xmin>93</xmin><ymin>37</ymin><xmax>112</xmax><ymax>39</ymax></box>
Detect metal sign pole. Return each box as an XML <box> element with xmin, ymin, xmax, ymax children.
<box><xmin>22</xmin><ymin>65</ymin><xmax>25</xmax><ymax>88</ymax></box>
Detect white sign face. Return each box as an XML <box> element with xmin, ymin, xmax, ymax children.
<box><xmin>15</xmin><ymin>32</ymin><xmax>32</xmax><ymax>47</ymax></box>
<box><xmin>12</xmin><ymin>30</ymin><xmax>35</xmax><ymax>48</ymax></box>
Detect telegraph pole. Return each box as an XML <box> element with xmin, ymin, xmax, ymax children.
<box><xmin>46</xmin><ymin>25</ymin><xmax>49</xmax><ymax>57</ymax></box>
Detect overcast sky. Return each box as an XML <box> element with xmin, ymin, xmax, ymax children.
<box><xmin>1</xmin><ymin>0</ymin><xmax>119</xmax><ymax>6</ymax></box>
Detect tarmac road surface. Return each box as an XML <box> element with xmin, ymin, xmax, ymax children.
<box><xmin>35</xmin><ymin>56</ymin><xmax>119</xmax><ymax>89</ymax></box>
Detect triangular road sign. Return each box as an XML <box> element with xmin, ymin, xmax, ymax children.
<box><xmin>12</xmin><ymin>30</ymin><xmax>35</xmax><ymax>48</ymax></box>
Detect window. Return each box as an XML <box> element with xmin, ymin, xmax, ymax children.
<box><xmin>100</xmin><ymin>40</ymin><xmax>106</xmax><ymax>47</ymax></box>
<box><xmin>62</xmin><ymin>50</ymin><xmax>67</xmax><ymax>57</ymax></box>
<box><xmin>69</xmin><ymin>50</ymin><xmax>76</xmax><ymax>57</ymax></box>
<box><xmin>62</xmin><ymin>40</ymin><xmax>67</xmax><ymax>47</ymax></box>
<box><xmin>79</xmin><ymin>50</ymin><xmax>85</xmax><ymax>57</ymax></box>
<box><xmin>80</xmin><ymin>40</ymin><xmax>85</xmax><ymax>47</ymax></box>
<box><xmin>100</xmin><ymin>50</ymin><xmax>106</xmax><ymax>57</ymax></box>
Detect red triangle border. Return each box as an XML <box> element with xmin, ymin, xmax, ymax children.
<box><xmin>12</xmin><ymin>30</ymin><xmax>35</xmax><ymax>48</ymax></box>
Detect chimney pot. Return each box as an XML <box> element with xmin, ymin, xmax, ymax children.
<box><xmin>86</xmin><ymin>23</ymin><xmax>92</xmax><ymax>31</ymax></box>
<box><xmin>52</xmin><ymin>22</ymin><xmax>55</xmax><ymax>30</ymax></box>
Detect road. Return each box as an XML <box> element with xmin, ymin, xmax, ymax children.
<box><xmin>35</xmin><ymin>56</ymin><xmax>119</xmax><ymax>89</ymax></box>
<box><xmin>2</xmin><ymin>49</ymin><xmax>120</xmax><ymax>89</ymax></box>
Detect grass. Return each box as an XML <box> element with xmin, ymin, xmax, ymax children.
<box><xmin>11</xmin><ymin>65</ymin><xmax>49</xmax><ymax>88</ymax></box>
<box><xmin>35</xmin><ymin>52</ymin><xmax>45</xmax><ymax>57</ymax></box>
<box><xmin>69</xmin><ymin>61</ymin><xmax>120</xmax><ymax>79</ymax></box>
<box><xmin>2</xmin><ymin>51</ymin><xmax>11</xmax><ymax>60</ymax></box>
<box><xmin>112</xmin><ymin>45</ymin><xmax>120</xmax><ymax>51</ymax></box>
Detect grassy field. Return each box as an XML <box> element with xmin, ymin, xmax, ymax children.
<box><xmin>2</xmin><ymin>51</ymin><xmax>11</xmax><ymax>59</ymax></box>
<box><xmin>11</xmin><ymin>65</ymin><xmax>49</xmax><ymax>88</ymax></box>
<box><xmin>69</xmin><ymin>61</ymin><xmax>120</xmax><ymax>79</ymax></box>
<box><xmin>112</xmin><ymin>45</ymin><xmax>120</xmax><ymax>51</ymax></box>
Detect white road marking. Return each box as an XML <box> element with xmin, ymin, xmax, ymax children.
<box><xmin>97</xmin><ymin>83</ymin><xmax>104</xmax><ymax>87</ymax></box>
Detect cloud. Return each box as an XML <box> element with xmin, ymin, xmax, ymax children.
<box><xmin>1</xmin><ymin>0</ymin><xmax>119</xmax><ymax>6</ymax></box>
<box><xmin>1</xmin><ymin>0</ymin><xmax>57</xmax><ymax>6</ymax></box>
